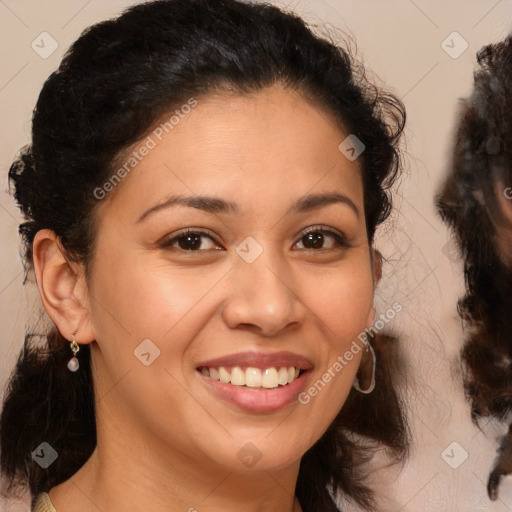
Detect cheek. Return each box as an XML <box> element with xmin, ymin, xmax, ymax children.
<box><xmin>297</xmin><ymin>258</ymin><xmax>373</xmax><ymax>416</ymax></box>
<box><xmin>89</xmin><ymin>253</ymin><xmax>215</xmax><ymax>340</ymax></box>
<box><xmin>86</xmin><ymin>255</ymin><xmax>218</xmax><ymax>437</ymax></box>
<box><xmin>306</xmin><ymin>258</ymin><xmax>375</xmax><ymax>341</ymax></box>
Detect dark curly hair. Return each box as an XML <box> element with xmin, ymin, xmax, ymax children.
<box><xmin>436</xmin><ymin>34</ymin><xmax>512</xmax><ymax>500</ymax></box>
<box><xmin>1</xmin><ymin>1</ymin><xmax>409</xmax><ymax>511</ymax></box>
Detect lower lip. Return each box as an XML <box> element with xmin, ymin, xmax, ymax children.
<box><xmin>197</xmin><ymin>370</ymin><xmax>311</xmax><ymax>413</ymax></box>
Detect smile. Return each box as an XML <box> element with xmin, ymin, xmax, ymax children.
<box><xmin>195</xmin><ymin>351</ymin><xmax>313</xmax><ymax>413</ymax></box>
<box><xmin>198</xmin><ymin>365</ymin><xmax>302</xmax><ymax>388</ymax></box>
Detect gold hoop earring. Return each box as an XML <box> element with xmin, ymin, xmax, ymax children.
<box><xmin>67</xmin><ymin>330</ymin><xmax>80</xmax><ymax>372</ymax></box>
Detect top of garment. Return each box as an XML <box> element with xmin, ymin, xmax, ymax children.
<box><xmin>32</xmin><ymin>492</ymin><xmax>57</xmax><ymax>512</ymax></box>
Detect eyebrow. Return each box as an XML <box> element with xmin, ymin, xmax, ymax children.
<box><xmin>136</xmin><ymin>191</ymin><xmax>360</xmax><ymax>223</ymax></box>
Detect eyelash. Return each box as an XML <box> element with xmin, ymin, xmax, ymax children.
<box><xmin>159</xmin><ymin>226</ymin><xmax>350</xmax><ymax>253</ymax></box>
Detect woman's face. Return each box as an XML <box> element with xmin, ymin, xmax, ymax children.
<box><xmin>83</xmin><ymin>84</ymin><xmax>376</xmax><ymax>473</ymax></box>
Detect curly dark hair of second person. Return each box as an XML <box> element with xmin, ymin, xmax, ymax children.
<box><xmin>436</xmin><ymin>34</ymin><xmax>512</xmax><ymax>501</ymax></box>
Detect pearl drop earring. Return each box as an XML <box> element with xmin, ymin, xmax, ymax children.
<box><xmin>67</xmin><ymin>331</ymin><xmax>80</xmax><ymax>372</ymax></box>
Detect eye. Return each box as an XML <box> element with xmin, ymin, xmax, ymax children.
<box><xmin>159</xmin><ymin>226</ymin><xmax>349</xmax><ymax>253</ymax></box>
<box><xmin>294</xmin><ymin>226</ymin><xmax>349</xmax><ymax>251</ymax></box>
<box><xmin>159</xmin><ymin>228</ymin><xmax>222</xmax><ymax>252</ymax></box>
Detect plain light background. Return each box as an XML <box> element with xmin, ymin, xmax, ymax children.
<box><xmin>1</xmin><ymin>1</ymin><xmax>512</xmax><ymax>511</ymax></box>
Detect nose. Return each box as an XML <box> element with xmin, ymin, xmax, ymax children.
<box><xmin>221</xmin><ymin>252</ymin><xmax>307</xmax><ymax>338</ymax></box>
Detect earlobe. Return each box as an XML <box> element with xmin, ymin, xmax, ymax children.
<box><xmin>32</xmin><ymin>229</ymin><xmax>94</xmax><ymax>344</ymax></box>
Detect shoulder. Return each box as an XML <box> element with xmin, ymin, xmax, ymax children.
<box><xmin>32</xmin><ymin>492</ymin><xmax>57</xmax><ymax>512</ymax></box>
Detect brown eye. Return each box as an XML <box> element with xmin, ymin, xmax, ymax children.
<box><xmin>175</xmin><ymin>233</ymin><xmax>204</xmax><ymax>251</ymax></box>
<box><xmin>160</xmin><ymin>229</ymin><xmax>221</xmax><ymax>251</ymax></box>
<box><xmin>295</xmin><ymin>227</ymin><xmax>349</xmax><ymax>251</ymax></box>
<box><xmin>302</xmin><ymin>231</ymin><xmax>324</xmax><ymax>249</ymax></box>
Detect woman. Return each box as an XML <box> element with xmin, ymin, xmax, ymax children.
<box><xmin>0</xmin><ymin>0</ymin><xmax>408</xmax><ymax>510</ymax></box>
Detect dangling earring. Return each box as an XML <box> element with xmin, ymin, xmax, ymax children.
<box><xmin>353</xmin><ymin>340</ymin><xmax>376</xmax><ymax>394</ymax></box>
<box><xmin>67</xmin><ymin>330</ymin><xmax>80</xmax><ymax>372</ymax></box>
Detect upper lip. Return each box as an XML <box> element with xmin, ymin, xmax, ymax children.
<box><xmin>196</xmin><ymin>351</ymin><xmax>313</xmax><ymax>370</ymax></box>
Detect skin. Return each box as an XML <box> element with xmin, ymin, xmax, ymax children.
<box><xmin>33</xmin><ymin>83</ymin><xmax>378</xmax><ymax>512</ymax></box>
<box><xmin>495</xmin><ymin>180</ymin><xmax>512</xmax><ymax>265</ymax></box>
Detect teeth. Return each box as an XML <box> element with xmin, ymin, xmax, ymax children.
<box><xmin>230</xmin><ymin>366</ymin><xmax>245</xmax><ymax>386</ymax></box>
<box><xmin>219</xmin><ymin>367</ymin><xmax>230</xmax><ymax>383</ymax></box>
<box><xmin>278</xmin><ymin>367</ymin><xmax>288</xmax><ymax>385</ymax></box>
<box><xmin>245</xmin><ymin>367</ymin><xmax>262</xmax><ymax>387</ymax></box>
<box><xmin>200</xmin><ymin>365</ymin><xmax>302</xmax><ymax>388</ymax></box>
<box><xmin>262</xmin><ymin>367</ymin><xmax>279</xmax><ymax>388</ymax></box>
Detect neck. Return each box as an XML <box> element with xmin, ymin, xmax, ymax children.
<box><xmin>49</xmin><ymin>416</ymin><xmax>303</xmax><ymax>512</ymax></box>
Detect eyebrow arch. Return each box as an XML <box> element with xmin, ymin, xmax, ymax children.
<box><xmin>136</xmin><ymin>191</ymin><xmax>360</xmax><ymax>223</ymax></box>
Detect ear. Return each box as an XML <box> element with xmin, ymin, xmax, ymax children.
<box><xmin>32</xmin><ymin>229</ymin><xmax>95</xmax><ymax>344</ymax></box>
<box><xmin>366</xmin><ymin>247</ymin><xmax>382</xmax><ymax>328</ymax></box>
<box><xmin>372</xmin><ymin>248</ymin><xmax>383</xmax><ymax>286</ymax></box>
<box><xmin>496</xmin><ymin>181</ymin><xmax>512</xmax><ymax>225</ymax></box>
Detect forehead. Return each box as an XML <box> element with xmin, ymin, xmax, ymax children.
<box><xmin>95</xmin><ymin>84</ymin><xmax>363</xmax><ymax>221</ymax></box>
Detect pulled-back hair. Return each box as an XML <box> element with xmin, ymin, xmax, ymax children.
<box><xmin>1</xmin><ymin>1</ymin><xmax>408</xmax><ymax>510</ymax></box>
